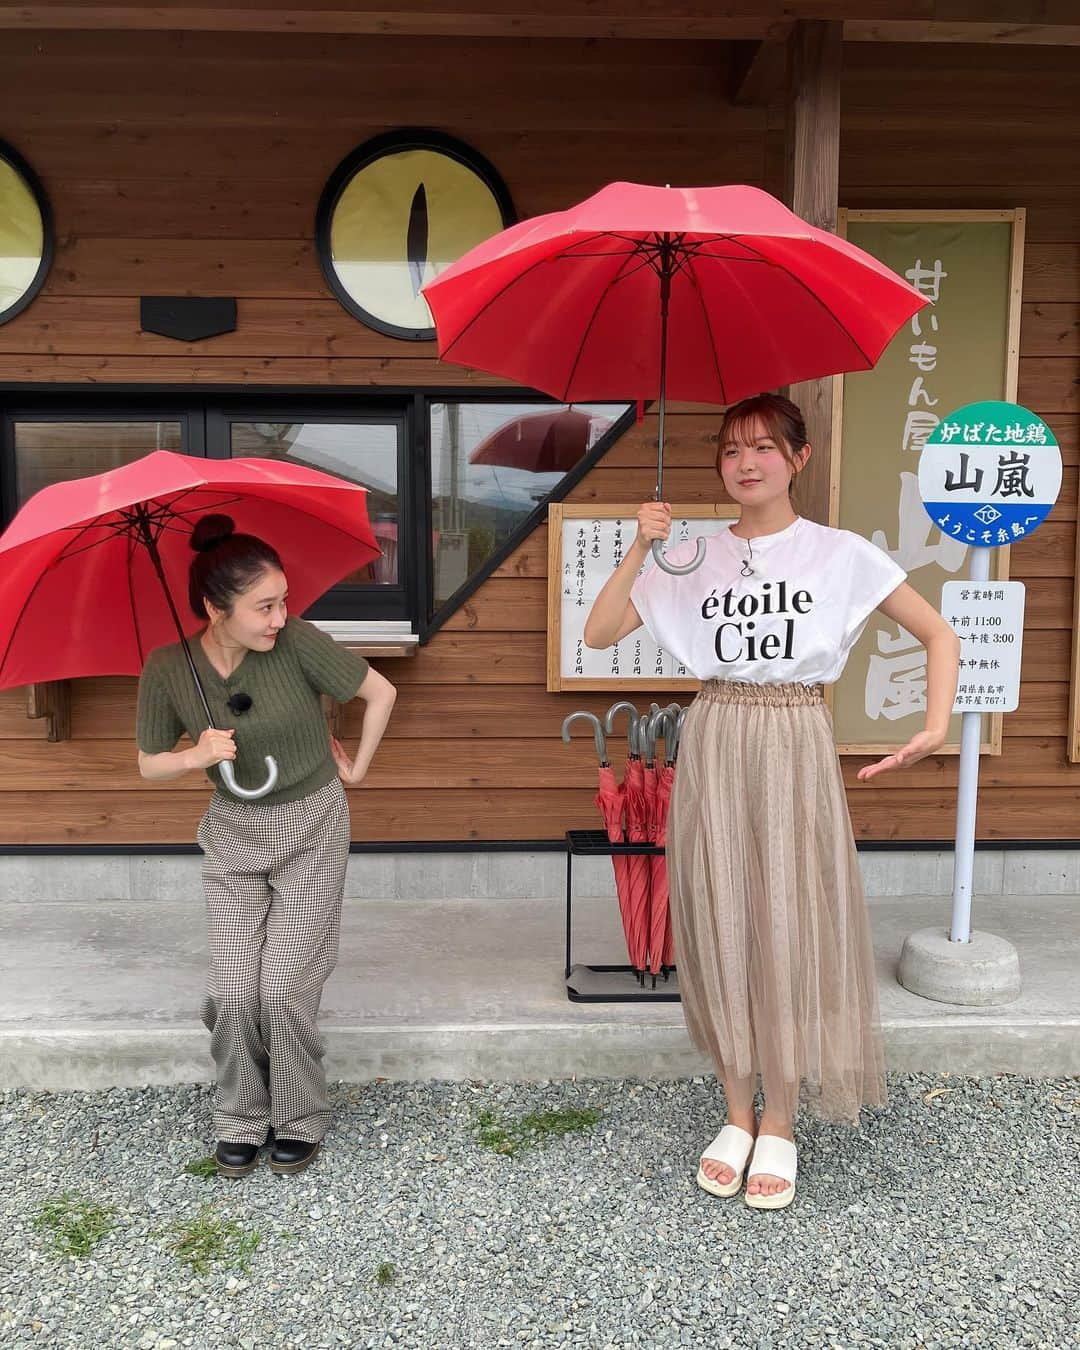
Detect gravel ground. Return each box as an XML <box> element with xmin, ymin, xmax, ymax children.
<box><xmin>0</xmin><ymin>1073</ymin><xmax>1076</xmax><ymax>1350</ymax></box>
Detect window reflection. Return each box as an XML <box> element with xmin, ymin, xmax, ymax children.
<box><xmin>429</xmin><ymin>402</ymin><xmax>627</xmax><ymax>610</ymax></box>
<box><xmin>230</xmin><ymin>421</ymin><xmax>400</xmax><ymax>586</ymax></box>
<box><xmin>13</xmin><ymin>420</ymin><xmax>182</xmax><ymax>507</ymax></box>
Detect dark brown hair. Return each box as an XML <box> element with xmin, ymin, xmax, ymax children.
<box><xmin>187</xmin><ymin>514</ymin><xmax>284</xmax><ymax>619</ymax></box>
<box><xmin>715</xmin><ymin>392</ymin><xmax>809</xmax><ymax>495</ymax></box>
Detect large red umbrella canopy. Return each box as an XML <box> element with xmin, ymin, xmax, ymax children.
<box><xmin>0</xmin><ymin>450</ymin><xmax>381</xmax><ymax>688</ymax></box>
<box><xmin>424</xmin><ymin>181</ymin><xmax>928</xmax><ymax>404</ymax></box>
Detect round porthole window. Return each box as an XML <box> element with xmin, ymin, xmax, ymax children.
<box><xmin>0</xmin><ymin>142</ymin><xmax>52</xmax><ymax>326</ymax></box>
<box><xmin>316</xmin><ymin>129</ymin><xmax>515</xmax><ymax>342</ymax></box>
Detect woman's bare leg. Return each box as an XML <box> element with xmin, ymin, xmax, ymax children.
<box><xmin>700</xmin><ymin>1071</ymin><xmax>757</xmax><ymax>1185</ymax></box>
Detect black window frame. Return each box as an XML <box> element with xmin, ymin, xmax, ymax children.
<box><xmin>206</xmin><ymin>400</ymin><xmax>414</xmax><ymax>624</ymax></box>
<box><xmin>0</xmin><ymin>386</ymin><xmax>637</xmax><ymax>642</ymax></box>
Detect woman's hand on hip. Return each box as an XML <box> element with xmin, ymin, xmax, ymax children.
<box><xmin>856</xmin><ymin>729</ymin><xmax>943</xmax><ymax>782</ymax></box>
<box><xmin>331</xmin><ymin>736</ymin><xmax>367</xmax><ymax>786</ymax></box>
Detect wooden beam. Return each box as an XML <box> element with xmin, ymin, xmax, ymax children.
<box><xmin>26</xmin><ymin>681</ymin><xmax>72</xmax><ymax>742</ymax></box>
<box><xmin>844</xmin><ymin>21</ymin><xmax>1080</xmax><ymax>46</ymax></box>
<box><xmin>1</xmin><ymin>4</ymin><xmax>1074</xmax><ymax>43</ymax></box>
<box><xmin>783</xmin><ymin>18</ymin><xmax>842</xmax><ymax>528</ymax></box>
<box><xmin>0</xmin><ymin>4</ymin><xmax>788</xmax><ymax>39</ymax></box>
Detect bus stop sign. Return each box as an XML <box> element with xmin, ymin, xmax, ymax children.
<box><xmin>918</xmin><ymin>400</ymin><xmax>1061</xmax><ymax>547</ymax></box>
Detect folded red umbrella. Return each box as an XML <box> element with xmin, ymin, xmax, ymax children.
<box><xmin>594</xmin><ymin>763</ymin><xmax>634</xmax><ymax>961</ymax></box>
<box><xmin>623</xmin><ymin>756</ymin><xmax>651</xmax><ymax>973</ymax></box>
<box><xmin>651</xmin><ymin>762</ymin><xmax>676</xmax><ymax>974</ymax></box>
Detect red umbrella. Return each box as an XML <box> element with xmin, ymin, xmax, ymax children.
<box><xmin>641</xmin><ymin>706</ymin><xmax>682</xmax><ymax>977</ymax></box>
<box><xmin>562</xmin><ymin>710</ymin><xmax>636</xmax><ymax>970</ymax></box>
<box><xmin>654</xmin><ymin>762</ymin><xmax>676</xmax><ymax>970</ymax></box>
<box><xmin>0</xmin><ymin>450</ymin><xmax>381</xmax><ymax>797</ymax></box>
<box><xmin>622</xmin><ymin>755</ymin><xmax>651</xmax><ymax>974</ymax></box>
<box><xmin>469</xmin><ymin>407</ymin><xmax>593</xmax><ymax>475</ymax></box>
<box><xmin>424</xmin><ymin>181</ymin><xmax>926</xmax><ymax>575</ymax></box>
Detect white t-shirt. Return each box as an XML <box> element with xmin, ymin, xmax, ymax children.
<box><xmin>630</xmin><ymin>517</ymin><xmax>907</xmax><ymax>686</ymax></box>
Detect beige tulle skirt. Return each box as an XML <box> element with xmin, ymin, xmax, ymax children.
<box><xmin>668</xmin><ymin>680</ymin><xmax>886</xmax><ymax>1125</ymax></box>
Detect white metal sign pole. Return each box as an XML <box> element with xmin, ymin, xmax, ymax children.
<box><xmin>903</xmin><ymin>399</ymin><xmax>1058</xmax><ymax>1005</ymax></box>
<box><xmin>949</xmin><ymin>545</ymin><xmax>991</xmax><ymax>945</ymax></box>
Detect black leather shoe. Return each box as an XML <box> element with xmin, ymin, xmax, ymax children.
<box><xmin>269</xmin><ymin>1138</ymin><xmax>321</xmax><ymax>1175</ymax></box>
<box><xmin>214</xmin><ymin>1140</ymin><xmax>260</xmax><ymax>1177</ymax></box>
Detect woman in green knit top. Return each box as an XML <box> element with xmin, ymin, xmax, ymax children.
<box><xmin>136</xmin><ymin>513</ymin><xmax>396</xmax><ymax>1177</ymax></box>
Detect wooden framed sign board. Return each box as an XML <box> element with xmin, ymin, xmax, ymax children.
<box><xmin>546</xmin><ymin>502</ymin><xmax>739</xmax><ymax>692</ymax></box>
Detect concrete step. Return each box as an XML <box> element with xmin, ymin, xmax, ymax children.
<box><xmin>1</xmin><ymin>892</ymin><xmax>1076</xmax><ymax>1089</ymax></box>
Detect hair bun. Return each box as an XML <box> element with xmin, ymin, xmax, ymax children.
<box><xmin>190</xmin><ymin>513</ymin><xmax>236</xmax><ymax>553</ymax></box>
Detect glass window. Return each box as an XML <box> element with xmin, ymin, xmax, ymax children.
<box><xmin>316</xmin><ymin>130</ymin><xmax>514</xmax><ymax>342</ymax></box>
<box><xmin>429</xmin><ymin>401</ymin><xmax>628</xmax><ymax>611</ymax></box>
<box><xmin>13</xmin><ymin>420</ymin><xmax>182</xmax><ymax>508</ymax></box>
<box><xmin>228</xmin><ymin>420</ymin><xmax>402</xmax><ymax>586</ymax></box>
<box><xmin>0</xmin><ymin>143</ymin><xmax>51</xmax><ymax>326</ymax></box>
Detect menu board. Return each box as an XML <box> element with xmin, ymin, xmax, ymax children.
<box><xmin>546</xmin><ymin>502</ymin><xmax>739</xmax><ymax>691</ymax></box>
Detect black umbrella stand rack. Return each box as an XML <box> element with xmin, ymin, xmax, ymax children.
<box><xmin>564</xmin><ymin>830</ymin><xmax>681</xmax><ymax>1004</ymax></box>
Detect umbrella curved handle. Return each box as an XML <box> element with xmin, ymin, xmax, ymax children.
<box><xmin>647</xmin><ymin>708</ymin><xmax>679</xmax><ymax>765</ymax></box>
<box><xmin>604</xmin><ymin>700</ymin><xmax>641</xmax><ymax>757</ymax></box>
<box><xmin>642</xmin><ymin>708</ymin><xmax>665</xmax><ymax>765</ymax></box>
<box><xmin>651</xmin><ymin>536</ymin><xmax>706</xmax><ymax>576</ymax></box>
<box><xmin>218</xmin><ymin>755</ymin><xmax>280</xmax><ymax>801</ymax></box>
<box><xmin>561</xmin><ymin>711</ymin><xmax>608</xmax><ymax>765</ymax></box>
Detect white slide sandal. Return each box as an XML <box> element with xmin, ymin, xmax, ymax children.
<box><xmin>696</xmin><ymin>1124</ymin><xmax>756</xmax><ymax>1198</ymax></box>
<box><xmin>744</xmin><ymin>1134</ymin><xmax>798</xmax><ymax>1210</ymax></box>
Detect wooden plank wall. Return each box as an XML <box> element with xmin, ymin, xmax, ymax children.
<box><xmin>0</xmin><ymin>31</ymin><xmax>1076</xmax><ymax>844</ymax></box>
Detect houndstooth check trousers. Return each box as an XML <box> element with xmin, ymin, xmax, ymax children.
<box><xmin>196</xmin><ymin>777</ymin><xmax>351</xmax><ymax>1145</ymax></box>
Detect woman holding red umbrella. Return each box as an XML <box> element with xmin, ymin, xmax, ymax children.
<box><xmin>585</xmin><ymin>393</ymin><xmax>959</xmax><ymax>1211</ymax></box>
<box><xmin>137</xmin><ymin>513</ymin><xmax>396</xmax><ymax>1177</ymax></box>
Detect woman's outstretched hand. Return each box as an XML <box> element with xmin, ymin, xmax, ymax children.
<box><xmin>331</xmin><ymin>736</ymin><xmax>367</xmax><ymax>786</ymax></box>
<box><xmin>856</xmin><ymin>729</ymin><xmax>944</xmax><ymax>782</ymax></box>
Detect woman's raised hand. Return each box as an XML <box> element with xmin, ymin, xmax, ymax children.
<box><xmin>190</xmin><ymin>727</ymin><xmax>237</xmax><ymax>769</ymax></box>
<box><xmin>636</xmin><ymin>502</ymin><xmax>672</xmax><ymax>549</ymax></box>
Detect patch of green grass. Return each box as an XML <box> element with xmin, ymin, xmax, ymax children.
<box><xmin>183</xmin><ymin>1156</ymin><xmax>219</xmax><ymax>1179</ymax></box>
<box><xmin>169</xmin><ymin>1205</ymin><xmax>261</xmax><ymax>1276</ymax></box>
<box><xmin>374</xmin><ymin>1261</ymin><xmax>396</xmax><ymax>1287</ymax></box>
<box><xmin>34</xmin><ymin>1193</ymin><xmax>116</xmax><ymax>1259</ymax></box>
<box><xmin>475</xmin><ymin>1105</ymin><xmax>602</xmax><ymax>1158</ymax></box>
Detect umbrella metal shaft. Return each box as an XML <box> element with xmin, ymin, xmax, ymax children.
<box><xmin>132</xmin><ymin>505</ymin><xmax>217</xmax><ymax>731</ymax></box>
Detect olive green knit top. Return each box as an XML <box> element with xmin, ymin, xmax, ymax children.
<box><xmin>136</xmin><ymin>616</ymin><xmax>370</xmax><ymax>806</ymax></box>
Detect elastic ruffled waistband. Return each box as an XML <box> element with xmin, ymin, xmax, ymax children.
<box><xmin>698</xmin><ymin>679</ymin><xmax>824</xmax><ymax>707</ymax></box>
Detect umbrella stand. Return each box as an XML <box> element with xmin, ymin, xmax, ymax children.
<box><xmin>133</xmin><ymin>504</ymin><xmax>279</xmax><ymax>801</ymax></box>
<box><xmin>650</xmin><ymin>236</ymin><xmax>707</xmax><ymax>578</ymax></box>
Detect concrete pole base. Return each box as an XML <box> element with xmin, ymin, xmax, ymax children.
<box><xmin>898</xmin><ymin>927</ymin><xmax>1022</xmax><ymax>1006</ymax></box>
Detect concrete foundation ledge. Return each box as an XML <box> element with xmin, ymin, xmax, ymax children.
<box><xmin>2</xmin><ymin>1017</ymin><xmax>1077</xmax><ymax>1093</ymax></box>
<box><xmin>3</xmin><ymin>847</ymin><xmax>1080</xmax><ymax>903</ymax></box>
